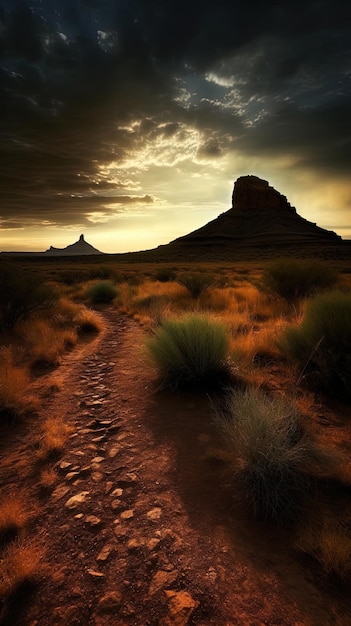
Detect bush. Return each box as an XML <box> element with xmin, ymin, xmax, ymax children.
<box><xmin>146</xmin><ymin>314</ymin><xmax>230</xmax><ymax>390</ymax></box>
<box><xmin>85</xmin><ymin>280</ymin><xmax>118</xmax><ymax>304</ymax></box>
<box><xmin>263</xmin><ymin>259</ymin><xmax>337</xmax><ymax>302</ymax></box>
<box><xmin>154</xmin><ymin>268</ymin><xmax>177</xmax><ymax>283</ymax></box>
<box><xmin>0</xmin><ymin>264</ymin><xmax>58</xmax><ymax>333</ymax></box>
<box><xmin>278</xmin><ymin>291</ymin><xmax>351</xmax><ymax>398</ymax></box>
<box><xmin>176</xmin><ymin>272</ymin><xmax>215</xmax><ymax>298</ymax></box>
<box><xmin>214</xmin><ymin>388</ymin><xmax>327</xmax><ymax>524</ymax></box>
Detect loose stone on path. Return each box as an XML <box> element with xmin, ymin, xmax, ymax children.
<box><xmin>65</xmin><ymin>491</ymin><xmax>90</xmax><ymax>509</ymax></box>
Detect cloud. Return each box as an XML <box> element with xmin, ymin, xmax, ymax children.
<box><xmin>0</xmin><ymin>0</ymin><xmax>350</xmax><ymax>234</ymax></box>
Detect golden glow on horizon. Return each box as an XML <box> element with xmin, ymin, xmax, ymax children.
<box><xmin>1</xmin><ymin>133</ymin><xmax>351</xmax><ymax>252</ymax></box>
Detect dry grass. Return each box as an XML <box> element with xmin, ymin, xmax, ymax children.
<box><xmin>74</xmin><ymin>307</ymin><xmax>103</xmax><ymax>334</ymax></box>
<box><xmin>13</xmin><ymin>298</ymin><xmax>101</xmax><ymax>368</ymax></box>
<box><xmin>16</xmin><ymin>318</ymin><xmax>78</xmax><ymax>366</ymax></box>
<box><xmin>294</xmin><ymin>507</ymin><xmax>351</xmax><ymax>580</ymax></box>
<box><xmin>230</xmin><ymin>318</ymin><xmax>289</xmax><ymax>364</ymax></box>
<box><xmin>116</xmin><ymin>278</ymin><xmax>292</xmax><ymax>325</ymax></box>
<box><xmin>52</xmin><ymin>297</ymin><xmax>102</xmax><ymax>331</ymax></box>
<box><xmin>0</xmin><ymin>539</ymin><xmax>45</xmax><ymax>598</ymax></box>
<box><xmin>117</xmin><ymin>280</ymin><xmax>185</xmax><ymax>325</ymax></box>
<box><xmin>116</xmin><ymin>279</ymin><xmax>299</xmax><ymax>382</ymax></box>
<box><xmin>38</xmin><ymin>417</ymin><xmax>72</xmax><ymax>459</ymax></box>
<box><xmin>0</xmin><ymin>499</ymin><xmax>32</xmax><ymax>538</ymax></box>
<box><xmin>0</xmin><ymin>348</ymin><xmax>35</xmax><ymax>418</ymax></box>
<box><xmin>39</xmin><ymin>467</ymin><xmax>58</xmax><ymax>490</ymax></box>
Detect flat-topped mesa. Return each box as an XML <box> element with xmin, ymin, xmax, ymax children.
<box><xmin>232</xmin><ymin>175</ymin><xmax>296</xmax><ymax>213</ymax></box>
<box><xmin>165</xmin><ymin>173</ymin><xmax>342</xmax><ymax>254</ymax></box>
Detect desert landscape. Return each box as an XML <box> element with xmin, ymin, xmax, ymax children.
<box><xmin>1</xmin><ymin>177</ymin><xmax>351</xmax><ymax>625</ymax></box>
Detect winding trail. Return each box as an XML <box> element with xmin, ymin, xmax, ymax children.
<box><xmin>1</xmin><ymin>309</ymin><xmax>351</xmax><ymax>625</ymax></box>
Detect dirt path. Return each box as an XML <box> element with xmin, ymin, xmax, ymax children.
<box><xmin>1</xmin><ymin>309</ymin><xmax>351</xmax><ymax>625</ymax></box>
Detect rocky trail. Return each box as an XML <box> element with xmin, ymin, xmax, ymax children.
<box><xmin>1</xmin><ymin>309</ymin><xmax>351</xmax><ymax>626</ymax></box>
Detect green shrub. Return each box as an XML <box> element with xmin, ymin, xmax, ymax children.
<box><xmin>214</xmin><ymin>388</ymin><xmax>326</xmax><ymax>524</ymax></box>
<box><xmin>154</xmin><ymin>268</ymin><xmax>177</xmax><ymax>283</ymax></box>
<box><xmin>146</xmin><ymin>314</ymin><xmax>230</xmax><ymax>390</ymax></box>
<box><xmin>263</xmin><ymin>259</ymin><xmax>337</xmax><ymax>302</ymax></box>
<box><xmin>85</xmin><ymin>280</ymin><xmax>118</xmax><ymax>304</ymax></box>
<box><xmin>278</xmin><ymin>291</ymin><xmax>351</xmax><ymax>398</ymax></box>
<box><xmin>176</xmin><ymin>272</ymin><xmax>215</xmax><ymax>298</ymax></box>
<box><xmin>0</xmin><ymin>263</ymin><xmax>58</xmax><ymax>333</ymax></box>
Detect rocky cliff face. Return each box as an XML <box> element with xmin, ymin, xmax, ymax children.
<box><xmin>45</xmin><ymin>234</ymin><xmax>102</xmax><ymax>255</ymax></box>
<box><xmin>232</xmin><ymin>175</ymin><xmax>296</xmax><ymax>213</ymax></box>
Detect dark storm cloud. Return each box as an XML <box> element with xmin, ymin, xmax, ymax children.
<box><xmin>0</xmin><ymin>0</ymin><xmax>350</xmax><ymax>228</ymax></box>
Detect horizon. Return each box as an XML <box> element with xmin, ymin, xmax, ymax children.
<box><xmin>3</xmin><ymin>184</ymin><xmax>351</xmax><ymax>255</ymax></box>
<box><xmin>1</xmin><ymin>2</ymin><xmax>350</xmax><ymax>254</ymax></box>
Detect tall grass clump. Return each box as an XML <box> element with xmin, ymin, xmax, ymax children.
<box><xmin>214</xmin><ymin>388</ymin><xmax>327</xmax><ymax>524</ymax></box>
<box><xmin>176</xmin><ymin>272</ymin><xmax>215</xmax><ymax>298</ymax></box>
<box><xmin>0</xmin><ymin>499</ymin><xmax>31</xmax><ymax>541</ymax></box>
<box><xmin>294</xmin><ymin>509</ymin><xmax>351</xmax><ymax>580</ymax></box>
<box><xmin>38</xmin><ymin>417</ymin><xmax>72</xmax><ymax>459</ymax></box>
<box><xmin>0</xmin><ymin>263</ymin><xmax>58</xmax><ymax>333</ymax></box>
<box><xmin>146</xmin><ymin>314</ymin><xmax>230</xmax><ymax>390</ymax></box>
<box><xmin>85</xmin><ymin>280</ymin><xmax>118</xmax><ymax>304</ymax></box>
<box><xmin>154</xmin><ymin>268</ymin><xmax>176</xmax><ymax>283</ymax></box>
<box><xmin>0</xmin><ymin>539</ymin><xmax>44</xmax><ymax>599</ymax></box>
<box><xmin>263</xmin><ymin>258</ymin><xmax>337</xmax><ymax>302</ymax></box>
<box><xmin>278</xmin><ymin>291</ymin><xmax>351</xmax><ymax>399</ymax></box>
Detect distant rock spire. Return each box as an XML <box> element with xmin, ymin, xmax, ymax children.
<box><xmin>44</xmin><ymin>233</ymin><xmax>102</xmax><ymax>255</ymax></box>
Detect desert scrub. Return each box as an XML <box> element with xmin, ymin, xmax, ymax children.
<box><xmin>277</xmin><ymin>291</ymin><xmax>351</xmax><ymax>399</ymax></box>
<box><xmin>16</xmin><ymin>318</ymin><xmax>77</xmax><ymax>367</ymax></box>
<box><xmin>263</xmin><ymin>258</ymin><xmax>337</xmax><ymax>302</ymax></box>
<box><xmin>132</xmin><ymin>294</ymin><xmax>170</xmax><ymax>327</ymax></box>
<box><xmin>294</xmin><ymin>507</ymin><xmax>351</xmax><ymax>580</ymax></box>
<box><xmin>146</xmin><ymin>314</ymin><xmax>230</xmax><ymax>390</ymax></box>
<box><xmin>0</xmin><ymin>263</ymin><xmax>58</xmax><ymax>333</ymax></box>
<box><xmin>154</xmin><ymin>268</ymin><xmax>177</xmax><ymax>282</ymax></box>
<box><xmin>0</xmin><ymin>539</ymin><xmax>44</xmax><ymax>599</ymax></box>
<box><xmin>38</xmin><ymin>417</ymin><xmax>72</xmax><ymax>459</ymax></box>
<box><xmin>213</xmin><ymin>388</ymin><xmax>329</xmax><ymax>524</ymax></box>
<box><xmin>0</xmin><ymin>348</ymin><xmax>34</xmax><ymax>420</ymax></box>
<box><xmin>52</xmin><ymin>298</ymin><xmax>102</xmax><ymax>334</ymax></box>
<box><xmin>176</xmin><ymin>272</ymin><xmax>215</xmax><ymax>298</ymax></box>
<box><xmin>0</xmin><ymin>499</ymin><xmax>32</xmax><ymax>542</ymax></box>
<box><xmin>85</xmin><ymin>280</ymin><xmax>118</xmax><ymax>304</ymax></box>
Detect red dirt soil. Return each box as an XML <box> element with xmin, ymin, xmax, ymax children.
<box><xmin>1</xmin><ymin>308</ymin><xmax>351</xmax><ymax>625</ymax></box>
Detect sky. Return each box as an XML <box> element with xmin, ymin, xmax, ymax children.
<box><xmin>0</xmin><ymin>0</ymin><xmax>350</xmax><ymax>253</ymax></box>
